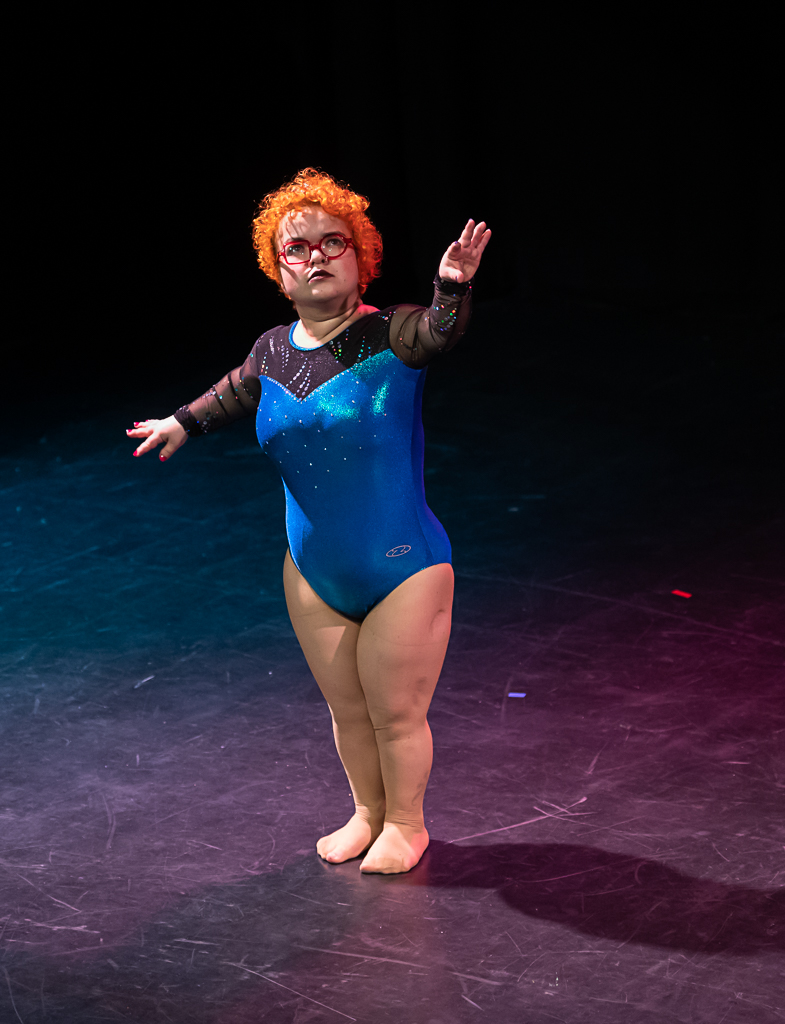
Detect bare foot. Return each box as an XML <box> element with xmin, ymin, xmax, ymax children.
<box><xmin>317</xmin><ymin>813</ymin><xmax>383</xmax><ymax>864</ymax></box>
<box><xmin>359</xmin><ymin>822</ymin><xmax>429</xmax><ymax>874</ymax></box>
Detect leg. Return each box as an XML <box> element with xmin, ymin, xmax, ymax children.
<box><xmin>356</xmin><ymin>563</ymin><xmax>454</xmax><ymax>874</ymax></box>
<box><xmin>283</xmin><ymin>551</ymin><xmax>386</xmax><ymax>862</ymax></box>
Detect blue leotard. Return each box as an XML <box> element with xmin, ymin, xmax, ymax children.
<box><xmin>174</xmin><ymin>279</ymin><xmax>471</xmax><ymax>618</ymax></box>
<box><xmin>256</xmin><ymin>323</ymin><xmax>450</xmax><ymax>617</ymax></box>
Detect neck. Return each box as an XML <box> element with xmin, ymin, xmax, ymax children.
<box><xmin>297</xmin><ymin>298</ymin><xmax>361</xmax><ymax>343</ymax></box>
<box><xmin>292</xmin><ymin>291</ymin><xmax>380</xmax><ymax>348</ymax></box>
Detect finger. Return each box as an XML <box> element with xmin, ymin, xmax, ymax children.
<box><xmin>468</xmin><ymin>222</ymin><xmax>487</xmax><ymax>249</ymax></box>
<box><xmin>158</xmin><ymin>437</ymin><xmax>181</xmax><ymax>462</ymax></box>
<box><xmin>459</xmin><ymin>219</ymin><xmax>475</xmax><ymax>246</ymax></box>
<box><xmin>133</xmin><ymin>433</ymin><xmax>163</xmax><ymax>457</ymax></box>
<box><xmin>475</xmin><ymin>227</ymin><xmax>491</xmax><ymax>253</ymax></box>
<box><xmin>126</xmin><ymin>419</ymin><xmax>157</xmax><ymax>435</ymax></box>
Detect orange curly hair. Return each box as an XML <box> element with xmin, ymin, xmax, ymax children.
<box><xmin>251</xmin><ymin>168</ymin><xmax>383</xmax><ymax>297</ymax></box>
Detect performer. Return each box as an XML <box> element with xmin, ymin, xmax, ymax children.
<box><xmin>127</xmin><ymin>169</ymin><xmax>490</xmax><ymax>873</ymax></box>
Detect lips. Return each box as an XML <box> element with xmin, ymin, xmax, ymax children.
<box><xmin>309</xmin><ymin>270</ymin><xmax>332</xmax><ymax>281</ymax></box>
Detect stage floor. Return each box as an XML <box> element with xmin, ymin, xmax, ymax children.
<box><xmin>2</xmin><ymin>302</ymin><xmax>783</xmax><ymax>1022</ymax></box>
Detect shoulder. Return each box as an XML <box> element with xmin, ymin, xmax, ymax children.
<box><xmin>248</xmin><ymin>322</ymin><xmax>294</xmax><ymax>359</ymax></box>
<box><xmin>371</xmin><ymin>305</ymin><xmax>425</xmax><ymax>334</ymax></box>
<box><xmin>359</xmin><ymin>306</ymin><xmax>427</xmax><ymax>352</ymax></box>
<box><xmin>383</xmin><ymin>304</ymin><xmax>426</xmax><ymax>342</ymax></box>
<box><xmin>384</xmin><ymin>304</ymin><xmax>423</xmax><ymax>319</ymax></box>
<box><xmin>241</xmin><ymin>322</ymin><xmax>296</xmax><ymax>379</ymax></box>
<box><xmin>379</xmin><ymin>304</ymin><xmax>423</xmax><ymax>317</ymax></box>
<box><xmin>255</xmin><ymin>322</ymin><xmax>294</xmax><ymax>350</ymax></box>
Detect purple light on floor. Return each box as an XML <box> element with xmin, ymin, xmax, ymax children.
<box><xmin>508</xmin><ymin>692</ymin><xmax>527</xmax><ymax>698</ymax></box>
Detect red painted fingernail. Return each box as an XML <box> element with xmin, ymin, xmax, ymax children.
<box><xmin>159</xmin><ymin>454</ymin><xmax>166</xmax><ymax>461</ymax></box>
<box><xmin>133</xmin><ymin>451</ymin><xmax>139</xmax><ymax>457</ymax></box>
<box><xmin>134</xmin><ymin>422</ymin><xmax>141</xmax><ymax>427</ymax></box>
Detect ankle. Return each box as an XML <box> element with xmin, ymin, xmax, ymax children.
<box><xmin>354</xmin><ymin>803</ymin><xmax>386</xmax><ymax>825</ymax></box>
<box><xmin>383</xmin><ymin>813</ymin><xmax>426</xmax><ymax>833</ymax></box>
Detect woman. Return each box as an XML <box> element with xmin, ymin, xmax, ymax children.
<box><xmin>127</xmin><ymin>169</ymin><xmax>490</xmax><ymax>874</ymax></box>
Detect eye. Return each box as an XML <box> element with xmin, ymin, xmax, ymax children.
<box><xmin>322</xmin><ymin>235</ymin><xmax>347</xmax><ymax>254</ymax></box>
<box><xmin>285</xmin><ymin>243</ymin><xmax>307</xmax><ymax>258</ymax></box>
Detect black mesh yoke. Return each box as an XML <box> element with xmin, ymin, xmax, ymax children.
<box><xmin>174</xmin><ymin>276</ymin><xmax>472</xmax><ymax>437</ymax></box>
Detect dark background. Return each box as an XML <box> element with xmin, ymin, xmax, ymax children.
<box><xmin>6</xmin><ymin>36</ymin><xmax>783</xmax><ymax>442</ymax></box>
<box><xmin>3</xmin><ymin>33</ymin><xmax>784</xmax><ymax>1023</ymax></box>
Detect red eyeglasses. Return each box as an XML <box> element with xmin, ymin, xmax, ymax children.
<box><xmin>277</xmin><ymin>233</ymin><xmax>355</xmax><ymax>265</ymax></box>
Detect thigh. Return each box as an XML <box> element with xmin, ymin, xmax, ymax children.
<box><xmin>282</xmin><ymin>550</ymin><xmax>365</xmax><ymax>714</ymax></box>
<box><xmin>356</xmin><ymin>564</ymin><xmax>454</xmax><ymax>725</ymax></box>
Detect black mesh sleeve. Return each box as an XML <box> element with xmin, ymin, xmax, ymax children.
<box><xmin>389</xmin><ymin>275</ymin><xmax>473</xmax><ymax>369</ymax></box>
<box><xmin>173</xmin><ymin>345</ymin><xmax>262</xmax><ymax>438</ymax></box>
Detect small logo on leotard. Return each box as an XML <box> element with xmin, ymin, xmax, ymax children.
<box><xmin>386</xmin><ymin>545</ymin><xmax>412</xmax><ymax>558</ymax></box>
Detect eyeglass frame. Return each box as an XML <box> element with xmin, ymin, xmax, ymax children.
<box><xmin>277</xmin><ymin>233</ymin><xmax>356</xmax><ymax>266</ymax></box>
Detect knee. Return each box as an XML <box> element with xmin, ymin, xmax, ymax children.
<box><xmin>329</xmin><ymin>695</ymin><xmax>373</xmax><ymax>729</ymax></box>
<box><xmin>370</xmin><ymin>705</ymin><xmax>428</xmax><ymax>741</ymax></box>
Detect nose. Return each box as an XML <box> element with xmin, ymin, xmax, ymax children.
<box><xmin>309</xmin><ymin>244</ymin><xmax>327</xmax><ymax>264</ymax></box>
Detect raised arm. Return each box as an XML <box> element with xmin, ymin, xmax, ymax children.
<box><xmin>126</xmin><ymin>347</ymin><xmax>263</xmax><ymax>460</ymax></box>
<box><xmin>391</xmin><ymin>219</ymin><xmax>491</xmax><ymax>368</ymax></box>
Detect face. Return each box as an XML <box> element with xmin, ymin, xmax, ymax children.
<box><xmin>276</xmin><ymin>206</ymin><xmax>360</xmax><ymax>312</ymax></box>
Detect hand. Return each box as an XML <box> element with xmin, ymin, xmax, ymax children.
<box><xmin>126</xmin><ymin>415</ymin><xmax>188</xmax><ymax>462</ymax></box>
<box><xmin>438</xmin><ymin>219</ymin><xmax>491</xmax><ymax>284</ymax></box>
